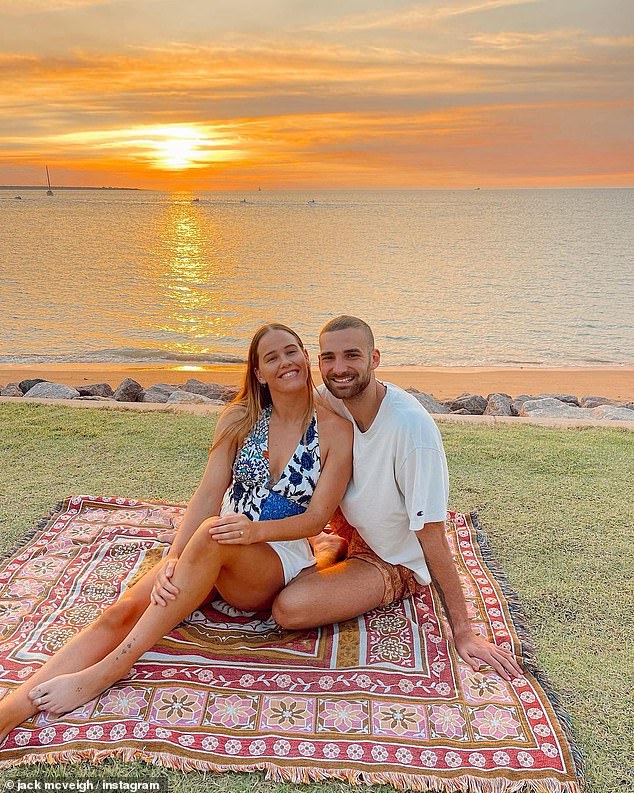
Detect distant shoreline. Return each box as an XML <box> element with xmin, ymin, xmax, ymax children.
<box><xmin>1</xmin><ymin>186</ymin><xmax>631</xmax><ymax>192</ymax></box>
<box><xmin>0</xmin><ymin>186</ymin><xmax>143</xmax><ymax>191</ymax></box>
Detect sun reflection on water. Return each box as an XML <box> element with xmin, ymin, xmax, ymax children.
<box><xmin>153</xmin><ymin>194</ymin><xmax>236</xmax><ymax>354</ymax></box>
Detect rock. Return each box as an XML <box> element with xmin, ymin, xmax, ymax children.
<box><xmin>533</xmin><ymin>393</ymin><xmax>580</xmax><ymax>407</ymax></box>
<box><xmin>512</xmin><ymin>395</ymin><xmax>531</xmax><ymax>416</ymax></box>
<box><xmin>484</xmin><ymin>393</ymin><xmax>514</xmax><ymax>416</ymax></box>
<box><xmin>75</xmin><ymin>396</ymin><xmax>115</xmax><ymax>401</ymax></box>
<box><xmin>181</xmin><ymin>379</ymin><xmax>228</xmax><ymax>400</ymax></box>
<box><xmin>451</xmin><ymin>409</ymin><xmax>472</xmax><ymax>415</ymax></box>
<box><xmin>410</xmin><ymin>392</ymin><xmax>451</xmax><ymax>414</ymax></box>
<box><xmin>445</xmin><ymin>392</ymin><xmax>487</xmax><ymax>415</ymax></box>
<box><xmin>19</xmin><ymin>378</ymin><xmax>48</xmax><ymax>394</ymax></box>
<box><xmin>580</xmin><ymin>395</ymin><xmax>623</xmax><ymax>409</ymax></box>
<box><xmin>113</xmin><ymin>378</ymin><xmax>143</xmax><ymax>402</ymax></box>
<box><xmin>166</xmin><ymin>390</ymin><xmax>218</xmax><ymax>405</ymax></box>
<box><xmin>219</xmin><ymin>385</ymin><xmax>240</xmax><ymax>403</ymax></box>
<box><xmin>1</xmin><ymin>383</ymin><xmax>23</xmax><ymax>397</ymax></box>
<box><xmin>590</xmin><ymin>405</ymin><xmax>634</xmax><ymax>421</ymax></box>
<box><xmin>24</xmin><ymin>382</ymin><xmax>80</xmax><ymax>399</ymax></box>
<box><xmin>76</xmin><ymin>383</ymin><xmax>114</xmax><ymax>398</ymax></box>
<box><xmin>519</xmin><ymin>398</ymin><xmax>587</xmax><ymax>419</ymax></box>
<box><xmin>140</xmin><ymin>383</ymin><xmax>180</xmax><ymax>403</ymax></box>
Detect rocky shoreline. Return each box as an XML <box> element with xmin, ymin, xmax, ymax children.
<box><xmin>0</xmin><ymin>377</ymin><xmax>238</xmax><ymax>405</ymax></box>
<box><xmin>407</xmin><ymin>388</ymin><xmax>634</xmax><ymax>421</ymax></box>
<box><xmin>1</xmin><ymin>377</ymin><xmax>633</xmax><ymax>421</ymax></box>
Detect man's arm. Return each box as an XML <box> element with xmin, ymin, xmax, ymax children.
<box><xmin>416</xmin><ymin>521</ymin><xmax>523</xmax><ymax>680</ymax></box>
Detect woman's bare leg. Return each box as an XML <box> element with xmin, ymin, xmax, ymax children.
<box><xmin>30</xmin><ymin>523</ymin><xmax>284</xmax><ymax>716</ymax></box>
<box><xmin>0</xmin><ymin>556</ymin><xmax>170</xmax><ymax>743</ymax></box>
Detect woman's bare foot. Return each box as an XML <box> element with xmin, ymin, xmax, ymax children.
<box><xmin>29</xmin><ymin>666</ymin><xmax>114</xmax><ymax>716</ymax></box>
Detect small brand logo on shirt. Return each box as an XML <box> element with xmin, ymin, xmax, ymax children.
<box><xmin>417</xmin><ymin>510</ymin><xmax>424</xmax><ymax>516</ymax></box>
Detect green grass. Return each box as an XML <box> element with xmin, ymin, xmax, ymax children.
<box><xmin>0</xmin><ymin>403</ymin><xmax>632</xmax><ymax>792</ymax></box>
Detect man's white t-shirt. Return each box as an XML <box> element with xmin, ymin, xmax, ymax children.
<box><xmin>319</xmin><ymin>382</ymin><xmax>449</xmax><ymax>585</ymax></box>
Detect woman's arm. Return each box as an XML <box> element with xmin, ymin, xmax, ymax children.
<box><xmin>166</xmin><ymin>410</ymin><xmax>239</xmax><ymax>559</ymax></box>
<box><xmin>209</xmin><ymin>410</ymin><xmax>353</xmax><ymax>545</ymax></box>
<box><xmin>150</xmin><ymin>409</ymin><xmax>239</xmax><ymax>606</ymax></box>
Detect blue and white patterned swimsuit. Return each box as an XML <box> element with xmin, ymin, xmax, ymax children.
<box><xmin>220</xmin><ymin>406</ymin><xmax>319</xmax><ymax>583</ymax></box>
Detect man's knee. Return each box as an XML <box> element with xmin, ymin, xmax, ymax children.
<box><xmin>271</xmin><ymin>586</ymin><xmax>314</xmax><ymax>630</ymax></box>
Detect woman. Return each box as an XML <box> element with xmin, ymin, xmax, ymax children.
<box><xmin>0</xmin><ymin>323</ymin><xmax>352</xmax><ymax>742</ymax></box>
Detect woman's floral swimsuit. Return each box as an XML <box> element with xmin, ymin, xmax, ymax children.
<box><xmin>225</xmin><ymin>405</ymin><xmax>321</xmax><ymax>521</ymax></box>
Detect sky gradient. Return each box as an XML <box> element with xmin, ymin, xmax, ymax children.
<box><xmin>1</xmin><ymin>0</ymin><xmax>632</xmax><ymax>188</ymax></box>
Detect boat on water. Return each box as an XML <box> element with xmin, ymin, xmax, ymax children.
<box><xmin>46</xmin><ymin>166</ymin><xmax>53</xmax><ymax>196</ymax></box>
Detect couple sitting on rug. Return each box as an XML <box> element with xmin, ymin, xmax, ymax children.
<box><xmin>0</xmin><ymin>315</ymin><xmax>521</xmax><ymax>743</ymax></box>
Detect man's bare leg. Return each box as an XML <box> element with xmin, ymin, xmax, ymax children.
<box><xmin>29</xmin><ymin>524</ymin><xmax>285</xmax><ymax>716</ymax></box>
<box><xmin>0</xmin><ymin>557</ymin><xmax>168</xmax><ymax>743</ymax></box>
<box><xmin>272</xmin><ymin>558</ymin><xmax>385</xmax><ymax>629</ymax></box>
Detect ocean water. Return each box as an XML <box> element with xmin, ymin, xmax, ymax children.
<box><xmin>0</xmin><ymin>188</ymin><xmax>632</xmax><ymax>367</ymax></box>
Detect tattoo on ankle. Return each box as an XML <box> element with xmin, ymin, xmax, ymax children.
<box><xmin>116</xmin><ymin>640</ymin><xmax>135</xmax><ymax>662</ymax></box>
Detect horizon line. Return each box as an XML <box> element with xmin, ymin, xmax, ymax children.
<box><xmin>2</xmin><ymin>185</ymin><xmax>633</xmax><ymax>192</ymax></box>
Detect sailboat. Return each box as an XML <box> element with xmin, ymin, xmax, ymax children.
<box><xmin>46</xmin><ymin>166</ymin><xmax>54</xmax><ymax>196</ymax></box>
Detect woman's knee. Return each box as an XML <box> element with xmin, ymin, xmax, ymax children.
<box><xmin>183</xmin><ymin>518</ymin><xmax>220</xmax><ymax>554</ymax></box>
<box><xmin>180</xmin><ymin>518</ymin><xmax>235</xmax><ymax>564</ymax></box>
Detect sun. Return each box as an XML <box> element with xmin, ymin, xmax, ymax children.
<box><xmin>155</xmin><ymin>129</ymin><xmax>202</xmax><ymax>170</ymax></box>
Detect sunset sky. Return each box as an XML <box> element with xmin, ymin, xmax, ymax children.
<box><xmin>1</xmin><ymin>0</ymin><xmax>632</xmax><ymax>189</ymax></box>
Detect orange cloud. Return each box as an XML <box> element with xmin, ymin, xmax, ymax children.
<box><xmin>0</xmin><ymin>19</ymin><xmax>631</xmax><ymax>188</ymax></box>
<box><xmin>310</xmin><ymin>0</ymin><xmax>539</xmax><ymax>32</ymax></box>
<box><xmin>3</xmin><ymin>100</ymin><xmax>631</xmax><ymax>189</ymax></box>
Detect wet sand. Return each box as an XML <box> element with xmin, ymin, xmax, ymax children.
<box><xmin>0</xmin><ymin>364</ymin><xmax>632</xmax><ymax>400</ymax></box>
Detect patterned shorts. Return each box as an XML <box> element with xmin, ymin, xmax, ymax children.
<box><xmin>328</xmin><ymin>509</ymin><xmax>421</xmax><ymax>608</ymax></box>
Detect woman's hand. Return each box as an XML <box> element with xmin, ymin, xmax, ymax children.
<box><xmin>150</xmin><ymin>556</ymin><xmax>180</xmax><ymax>607</ymax></box>
<box><xmin>208</xmin><ymin>513</ymin><xmax>260</xmax><ymax>544</ymax></box>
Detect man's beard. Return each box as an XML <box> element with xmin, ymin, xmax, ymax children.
<box><xmin>323</xmin><ymin>367</ymin><xmax>372</xmax><ymax>400</ymax></box>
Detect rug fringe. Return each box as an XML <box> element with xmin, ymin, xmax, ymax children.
<box><xmin>469</xmin><ymin>511</ymin><xmax>585</xmax><ymax>788</ymax></box>
<box><xmin>0</xmin><ymin>498</ymin><xmax>67</xmax><ymax>564</ymax></box>
<box><xmin>0</xmin><ymin>746</ymin><xmax>583</xmax><ymax>792</ymax></box>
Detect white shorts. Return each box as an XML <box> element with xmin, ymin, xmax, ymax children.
<box><xmin>268</xmin><ymin>538</ymin><xmax>316</xmax><ymax>585</ymax></box>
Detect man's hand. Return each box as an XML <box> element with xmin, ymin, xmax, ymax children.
<box><xmin>157</xmin><ymin>529</ymin><xmax>177</xmax><ymax>544</ymax></box>
<box><xmin>150</xmin><ymin>557</ymin><xmax>180</xmax><ymax>607</ymax></box>
<box><xmin>454</xmin><ymin>631</ymin><xmax>523</xmax><ymax>681</ymax></box>
<box><xmin>208</xmin><ymin>512</ymin><xmax>259</xmax><ymax>544</ymax></box>
<box><xmin>157</xmin><ymin>518</ymin><xmax>178</xmax><ymax>545</ymax></box>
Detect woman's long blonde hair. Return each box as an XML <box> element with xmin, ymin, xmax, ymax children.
<box><xmin>212</xmin><ymin>323</ymin><xmax>315</xmax><ymax>452</ymax></box>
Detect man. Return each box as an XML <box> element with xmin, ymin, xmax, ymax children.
<box><xmin>272</xmin><ymin>315</ymin><xmax>522</xmax><ymax>680</ymax></box>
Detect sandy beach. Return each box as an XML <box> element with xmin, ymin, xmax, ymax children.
<box><xmin>1</xmin><ymin>363</ymin><xmax>632</xmax><ymax>400</ymax></box>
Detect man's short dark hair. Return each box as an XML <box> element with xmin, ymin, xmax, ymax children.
<box><xmin>320</xmin><ymin>315</ymin><xmax>375</xmax><ymax>349</ymax></box>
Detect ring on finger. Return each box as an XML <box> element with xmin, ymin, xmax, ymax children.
<box><xmin>239</xmin><ymin>530</ymin><xmax>244</xmax><ymax>536</ymax></box>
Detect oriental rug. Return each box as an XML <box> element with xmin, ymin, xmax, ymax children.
<box><xmin>0</xmin><ymin>496</ymin><xmax>582</xmax><ymax>791</ymax></box>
